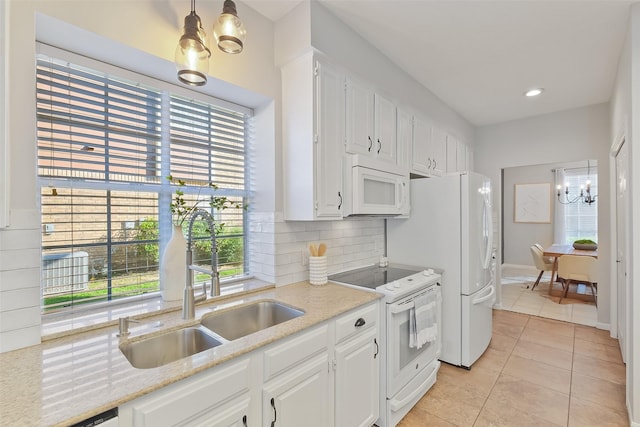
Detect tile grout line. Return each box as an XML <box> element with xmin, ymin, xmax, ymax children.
<box><xmin>566</xmin><ymin>326</ymin><xmax>576</xmax><ymax>427</ymax></box>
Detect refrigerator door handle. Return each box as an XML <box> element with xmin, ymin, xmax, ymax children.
<box><xmin>482</xmin><ymin>192</ymin><xmax>493</xmax><ymax>269</ymax></box>
<box><xmin>472</xmin><ymin>284</ymin><xmax>495</xmax><ymax>305</ymax></box>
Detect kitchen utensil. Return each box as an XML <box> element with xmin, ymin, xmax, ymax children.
<box><xmin>317</xmin><ymin>243</ymin><xmax>326</xmax><ymax>257</ymax></box>
<box><xmin>309</xmin><ymin>243</ymin><xmax>318</xmax><ymax>256</ymax></box>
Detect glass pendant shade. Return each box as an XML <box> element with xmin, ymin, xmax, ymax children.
<box><xmin>175</xmin><ymin>11</ymin><xmax>211</xmax><ymax>86</ymax></box>
<box><xmin>213</xmin><ymin>0</ymin><xmax>246</xmax><ymax>54</ymax></box>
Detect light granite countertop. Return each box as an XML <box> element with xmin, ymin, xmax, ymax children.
<box><xmin>0</xmin><ymin>281</ymin><xmax>381</xmax><ymax>427</ymax></box>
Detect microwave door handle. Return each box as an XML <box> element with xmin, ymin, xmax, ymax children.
<box><xmin>397</xmin><ymin>180</ymin><xmax>406</xmax><ymax>209</ymax></box>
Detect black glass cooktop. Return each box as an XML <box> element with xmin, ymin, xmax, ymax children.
<box><xmin>328</xmin><ymin>265</ymin><xmax>422</xmax><ymax>290</ymax></box>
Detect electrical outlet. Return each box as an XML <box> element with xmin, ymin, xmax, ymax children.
<box><xmin>301</xmin><ymin>249</ymin><xmax>309</xmax><ymax>266</ymax></box>
<box><xmin>43</xmin><ymin>224</ymin><xmax>54</xmax><ymax>234</ymax></box>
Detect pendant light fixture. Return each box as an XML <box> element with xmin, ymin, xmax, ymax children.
<box><xmin>175</xmin><ymin>0</ymin><xmax>211</xmax><ymax>86</ymax></box>
<box><xmin>213</xmin><ymin>0</ymin><xmax>246</xmax><ymax>54</ymax></box>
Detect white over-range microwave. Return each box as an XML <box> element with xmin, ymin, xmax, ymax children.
<box><xmin>343</xmin><ymin>155</ymin><xmax>410</xmax><ymax>217</ymax></box>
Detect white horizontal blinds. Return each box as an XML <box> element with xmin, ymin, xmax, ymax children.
<box><xmin>36</xmin><ymin>56</ymin><xmax>162</xmax><ymax>184</ymax></box>
<box><xmin>562</xmin><ymin>167</ymin><xmax>598</xmax><ymax>243</ymax></box>
<box><xmin>169</xmin><ymin>95</ymin><xmax>246</xmax><ymax>190</ymax></box>
<box><xmin>169</xmin><ymin>95</ymin><xmax>247</xmax><ymax>278</ymax></box>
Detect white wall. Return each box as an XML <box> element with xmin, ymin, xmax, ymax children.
<box><xmin>610</xmin><ymin>4</ymin><xmax>639</xmax><ymax>424</ymax></box>
<box><xmin>475</xmin><ymin>103</ymin><xmax>611</xmax><ymax>329</ymax></box>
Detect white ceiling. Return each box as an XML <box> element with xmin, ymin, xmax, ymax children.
<box><xmin>243</xmin><ymin>0</ymin><xmax>634</xmax><ymax>127</ymax></box>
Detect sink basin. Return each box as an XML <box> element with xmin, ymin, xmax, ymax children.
<box><xmin>120</xmin><ymin>326</ymin><xmax>224</xmax><ymax>369</ymax></box>
<box><xmin>201</xmin><ymin>300</ymin><xmax>305</xmax><ymax>340</ymax></box>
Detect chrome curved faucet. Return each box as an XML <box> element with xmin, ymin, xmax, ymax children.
<box><xmin>183</xmin><ymin>208</ymin><xmax>221</xmax><ymax>320</ymax></box>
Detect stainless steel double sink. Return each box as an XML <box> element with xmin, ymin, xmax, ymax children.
<box><xmin>119</xmin><ymin>300</ymin><xmax>305</xmax><ymax>369</ymax></box>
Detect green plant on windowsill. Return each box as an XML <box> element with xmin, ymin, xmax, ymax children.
<box><xmin>167</xmin><ymin>175</ymin><xmax>247</xmax><ymax>228</ymax></box>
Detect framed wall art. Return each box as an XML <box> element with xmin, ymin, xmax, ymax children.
<box><xmin>514</xmin><ymin>183</ymin><xmax>551</xmax><ymax>223</ymax></box>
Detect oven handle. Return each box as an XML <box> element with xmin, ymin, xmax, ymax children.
<box><xmin>472</xmin><ymin>284</ymin><xmax>495</xmax><ymax>305</ymax></box>
<box><xmin>389</xmin><ymin>368</ymin><xmax>436</xmax><ymax>411</ymax></box>
<box><xmin>389</xmin><ymin>302</ymin><xmax>414</xmax><ymax>315</ymax></box>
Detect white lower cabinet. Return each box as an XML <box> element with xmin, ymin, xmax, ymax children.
<box><xmin>335</xmin><ymin>327</ymin><xmax>379</xmax><ymax>427</ymax></box>
<box><xmin>118</xmin><ymin>357</ymin><xmax>252</xmax><ymax>427</ymax></box>
<box><xmin>117</xmin><ymin>301</ymin><xmax>380</xmax><ymax>427</ymax></box>
<box><xmin>262</xmin><ymin>353</ymin><xmax>331</xmax><ymax>427</ymax></box>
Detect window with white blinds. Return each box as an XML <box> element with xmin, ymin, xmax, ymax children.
<box><xmin>557</xmin><ymin>167</ymin><xmax>598</xmax><ymax>244</ymax></box>
<box><xmin>36</xmin><ymin>53</ymin><xmax>250</xmax><ymax>313</ymax></box>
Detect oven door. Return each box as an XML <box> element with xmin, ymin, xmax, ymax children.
<box><xmin>386</xmin><ymin>285</ymin><xmax>441</xmax><ymax>398</ymax></box>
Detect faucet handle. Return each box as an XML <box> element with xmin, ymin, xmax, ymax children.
<box><xmin>117</xmin><ymin>316</ymin><xmax>140</xmax><ymax>337</ymax></box>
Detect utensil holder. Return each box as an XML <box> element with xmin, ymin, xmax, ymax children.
<box><xmin>309</xmin><ymin>256</ymin><xmax>327</xmax><ymax>286</ymax></box>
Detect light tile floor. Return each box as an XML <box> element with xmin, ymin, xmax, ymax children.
<box><xmin>399</xmin><ymin>310</ymin><xmax>628</xmax><ymax>426</ymax></box>
<box><xmin>500</xmin><ymin>265</ymin><xmax>598</xmax><ymax>326</ymax></box>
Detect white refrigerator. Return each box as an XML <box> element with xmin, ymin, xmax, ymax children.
<box><xmin>387</xmin><ymin>172</ymin><xmax>495</xmax><ymax>368</ymax></box>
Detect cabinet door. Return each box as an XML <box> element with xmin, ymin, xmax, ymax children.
<box><xmin>188</xmin><ymin>395</ymin><xmax>250</xmax><ymax>427</ymax></box>
<box><xmin>334</xmin><ymin>327</ymin><xmax>379</xmax><ymax>427</ymax></box>
<box><xmin>263</xmin><ymin>353</ymin><xmax>332</xmax><ymax>427</ymax></box>
<box><xmin>430</xmin><ymin>126</ymin><xmax>447</xmax><ymax>176</ymax></box>
<box><xmin>446</xmin><ymin>134</ymin><xmax>458</xmax><ymax>173</ymax></box>
<box><xmin>374</xmin><ymin>94</ymin><xmax>397</xmax><ymax>165</ymax></box>
<box><xmin>315</xmin><ymin>60</ymin><xmax>345</xmax><ymax>218</ymax></box>
<box><xmin>345</xmin><ymin>77</ymin><xmax>375</xmax><ymax>156</ymax></box>
<box><xmin>411</xmin><ymin>115</ymin><xmax>432</xmax><ymax>175</ymax></box>
<box><xmin>456</xmin><ymin>139</ymin><xmax>467</xmax><ymax>172</ymax></box>
<box><xmin>119</xmin><ymin>357</ymin><xmax>251</xmax><ymax>427</ymax></box>
<box><xmin>396</xmin><ymin>108</ymin><xmax>412</xmax><ymax>172</ymax></box>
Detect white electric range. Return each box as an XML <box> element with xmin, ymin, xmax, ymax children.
<box><xmin>329</xmin><ymin>264</ymin><xmax>442</xmax><ymax>427</ymax></box>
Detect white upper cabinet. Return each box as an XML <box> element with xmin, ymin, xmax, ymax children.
<box><xmin>345</xmin><ymin>77</ymin><xmax>398</xmax><ymax>168</ymax></box>
<box><xmin>411</xmin><ymin>115</ymin><xmax>446</xmax><ymax>177</ymax></box>
<box><xmin>445</xmin><ymin>134</ymin><xmax>468</xmax><ymax>173</ymax></box>
<box><xmin>396</xmin><ymin>108</ymin><xmax>412</xmax><ymax>172</ymax></box>
<box><xmin>282</xmin><ymin>52</ymin><xmax>345</xmax><ymax>220</ymax></box>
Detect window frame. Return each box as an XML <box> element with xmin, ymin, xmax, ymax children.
<box><xmin>36</xmin><ymin>44</ymin><xmax>252</xmax><ymax>315</ymax></box>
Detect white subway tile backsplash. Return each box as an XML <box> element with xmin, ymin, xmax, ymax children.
<box><xmin>0</xmin><ymin>248</ymin><xmax>41</xmax><ymax>271</ymax></box>
<box><xmin>0</xmin><ymin>286</ymin><xmax>41</xmax><ymax>312</ymax></box>
<box><xmin>249</xmin><ymin>214</ymin><xmax>385</xmax><ymax>286</ymax></box>
<box><xmin>0</xmin><ymin>325</ymin><xmax>41</xmax><ymax>353</ymax></box>
<box><xmin>0</xmin><ymin>306</ymin><xmax>41</xmax><ymax>330</ymax></box>
<box><xmin>0</xmin><ymin>268</ymin><xmax>40</xmax><ymax>292</ymax></box>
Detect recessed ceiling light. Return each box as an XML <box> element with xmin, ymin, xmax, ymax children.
<box><xmin>525</xmin><ymin>88</ymin><xmax>544</xmax><ymax>97</ymax></box>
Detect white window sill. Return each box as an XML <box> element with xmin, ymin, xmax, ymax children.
<box><xmin>41</xmin><ymin>277</ymin><xmax>274</xmax><ymax>341</ymax></box>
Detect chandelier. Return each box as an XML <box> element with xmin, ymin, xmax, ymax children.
<box><xmin>556</xmin><ymin>161</ymin><xmax>597</xmax><ymax>205</ymax></box>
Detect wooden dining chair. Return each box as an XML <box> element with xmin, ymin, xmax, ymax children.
<box><xmin>529</xmin><ymin>245</ymin><xmax>555</xmax><ymax>291</ymax></box>
<box><xmin>556</xmin><ymin>255</ymin><xmax>598</xmax><ymax>306</ymax></box>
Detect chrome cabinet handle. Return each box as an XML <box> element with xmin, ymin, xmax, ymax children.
<box><xmin>377</xmin><ymin>138</ymin><xmax>381</xmax><ymax>154</ymax></box>
<box><xmin>338</xmin><ymin>191</ymin><xmax>342</xmax><ymax>210</ymax></box>
<box><xmin>368</xmin><ymin>136</ymin><xmax>373</xmax><ymax>152</ymax></box>
<box><xmin>374</xmin><ymin>338</ymin><xmax>379</xmax><ymax>359</ymax></box>
<box><xmin>243</xmin><ymin>415</ymin><xmax>247</xmax><ymax>427</ymax></box>
<box><xmin>427</xmin><ymin>158</ymin><xmax>432</xmax><ymax>169</ymax></box>
<box><xmin>433</xmin><ymin>159</ymin><xmax>437</xmax><ymax>169</ymax></box>
<box><xmin>271</xmin><ymin>398</ymin><xmax>277</xmax><ymax>427</ymax></box>
<box><xmin>354</xmin><ymin>317</ymin><xmax>366</xmax><ymax>327</ymax></box>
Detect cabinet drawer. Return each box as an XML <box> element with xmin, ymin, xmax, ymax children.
<box><xmin>335</xmin><ymin>302</ymin><xmax>379</xmax><ymax>344</ymax></box>
<box><xmin>263</xmin><ymin>324</ymin><xmax>329</xmax><ymax>382</ymax></box>
<box><xmin>127</xmin><ymin>357</ymin><xmax>251</xmax><ymax>426</ymax></box>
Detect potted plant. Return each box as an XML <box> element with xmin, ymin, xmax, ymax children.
<box><xmin>573</xmin><ymin>239</ymin><xmax>597</xmax><ymax>251</ymax></box>
<box><xmin>161</xmin><ymin>175</ymin><xmax>246</xmax><ymax>301</ymax></box>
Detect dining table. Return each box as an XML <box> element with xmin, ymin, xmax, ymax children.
<box><xmin>542</xmin><ymin>244</ymin><xmax>598</xmax><ymax>299</ymax></box>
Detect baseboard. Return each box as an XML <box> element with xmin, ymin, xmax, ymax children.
<box><xmin>628</xmin><ymin>402</ymin><xmax>639</xmax><ymax>427</ymax></box>
<box><xmin>501</xmin><ymin>263</ymin><xmax>535</xmax><ymax>271</ymax></box>
<box><xmin>595</xmin><ymin>322</ymin><xmax>610</xmax><ymax>331</ymax></box>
